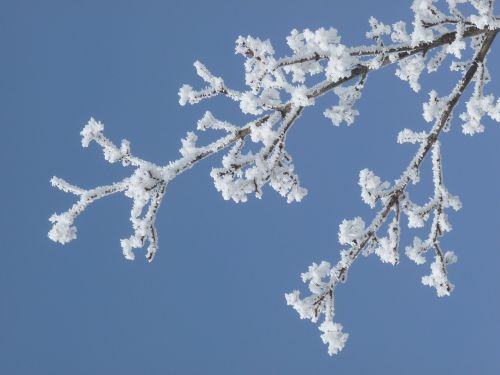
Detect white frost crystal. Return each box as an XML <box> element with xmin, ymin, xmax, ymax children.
<box><xmin>423</xmin><ymin>90</ymin><xmax>447</xmax><ymax>123</ymax></box>
<box><xmin>48</xmin><ymin>213</ymin><xmax>77</xmax><ymax>244</ymax></box>
<box><xmin>375</xmin><ymin>225</ymin><xmax>399</xmax><ymax>265</ymax></box>
<box><xmin>405</xmin><ymin>236</ymin><xmax>427</xmax><ymax>264</ymax></box>
<box><xmin>338</xmin><ymin>217</ymin><xmax>365</xmax><ymax>245</ymax></box>
<box><xmin>319</xmin><ymin>320</ymin><xmax>349</xmax><ymax>356</ymax></box>
<box><xmin>422</xmin><ymin>253</ymin><xmax>456</xmax><ymax>297</ymax></box>
<box><xmin>80</xmin><ymin>117</ymin><xmax>104</xmax><ymax>147</ymax></box>
<box><xmin>324</xmin><ymin>81</ymin><xmax>364</xmax><ymax>126</ymax></box>
<box><xmin>366</xmin><ymin>17</ymin><xmax>391</xmax><ymax>40</ymax></box>
<box><xmin>358</xmin><ymin>169</ymin><xmax>389</xmax><ymax>208</ymax></box>
<box><xmin>240</xmin><ymin>92</ymin><xmax>263</xmax><ymax>115</ymax></box>
<box><xmin>397</xmin><ymin>128</ymin><xmax>428</xmax><ymax>144</ymax></box>
<box><xmin>391</xmin><ymin>21</ymin><xmax>410</xmax><ymax>43</ymax></box>
<box><xmin>447</xmin><ymin>22</ymin><xmax>466</xmax><ymax>58</ymax></box>
<box><xmin>460</xmin><ymin>94</ymin><xmax>498</xmax><ymax>135</ymax></box>
<box><xmin>375</xmin><ymin>237</ymin><xmax>398</xmax><ymax>264</ymax></box>
<box><xmin>326</xmin><ymin>45</ymin><xmax>357</xmax><ymax>82</ymax></box>
<box><xmin>396</xmin><ymin>53</ymin><xmax>425</xmax><ymax>92</ymax></box>
<box><xmin>301</xmin><ymin>261</ymin><xmax>331</xmax><ymax>292</ymax></box>
<box><xmin>291</xmin><ymin>85</ymin><xmax>314</xmax><ymax>107</ymax></box>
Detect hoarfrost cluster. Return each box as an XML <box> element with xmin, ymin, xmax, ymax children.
<box><xmin>50</xmin><ymin>0</ymin><xmax>499</xmax><ymax>356</ymax></box>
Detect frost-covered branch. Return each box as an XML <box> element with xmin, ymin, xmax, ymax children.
<box><xmin>287</xmin><ymin>20</ymin><xmax>498</xmax><ymax>355</ymax></box>
<box><xmin>49</xmin><ymin>176</ymin><xmax>128</xmax><ymax>244</ymax></box>
<box><xmin>50</xmin><ymin>0</ymin><xmax>500</xmax><ymax>357</ymax></box>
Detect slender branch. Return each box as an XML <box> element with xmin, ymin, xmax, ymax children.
<box><xmin>168</xmin><ymin>25</ymin><xmax>499</xmax><ymax>179</ymax></box>
<box><xmin>163</xmin><ymin>114</ymin><xmax>272</xmax><ymax>178</ymax></box>
<box><xmin>258</xmin><ymin>25</ymin><xmax>495</xmax><ymax>93</ymax></box>
<box><xmin>287</xmin><ymin>28</ymin><xmax>498</xmax><ymax>356</ymax></box>
<box><xmin>340</xmin><ymin>29</ymin><xmax>496</xmax><ymax>277</ymax></box>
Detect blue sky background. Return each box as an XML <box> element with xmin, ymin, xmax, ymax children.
<box><xmin>1</xmin><ymin>0</ymin><xmax>500</xmax><ymax>373</ymax></box>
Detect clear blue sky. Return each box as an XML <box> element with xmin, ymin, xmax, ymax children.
<box><xmin>1</xmin><ymin>0</ymin><xmax>500</xmax><ymax>373</ymax></box>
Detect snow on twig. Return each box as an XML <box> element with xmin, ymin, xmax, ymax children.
<box><xmin>50</xmin><ymin>0</ymin><xmax>500</xmax><ymax>355</ymax></box>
